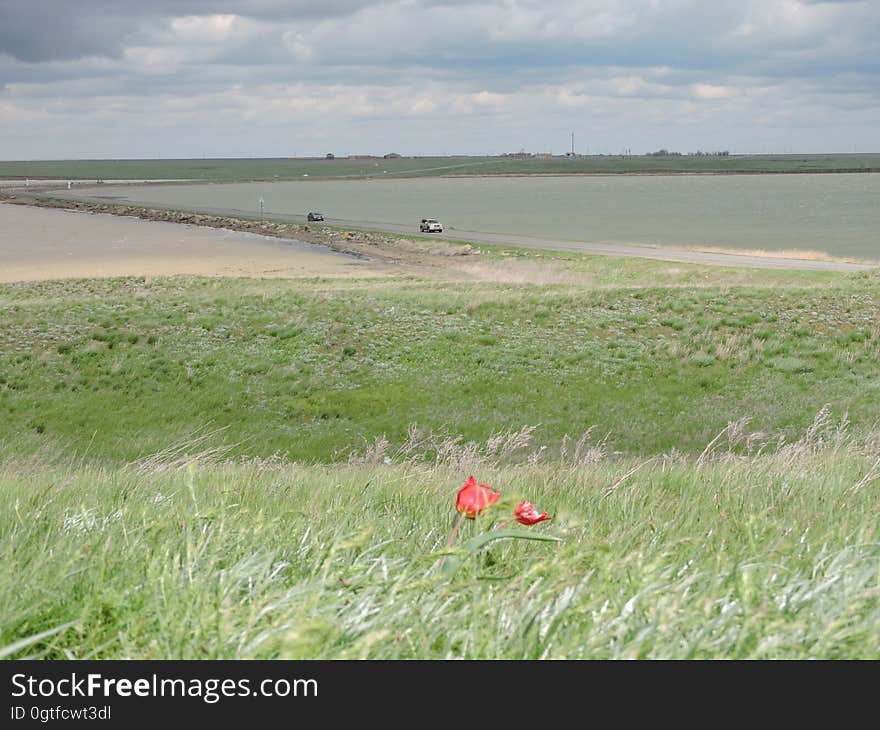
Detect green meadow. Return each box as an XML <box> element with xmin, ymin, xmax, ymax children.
<box><xmin>2</xmin><ymin>252</ymin><xmax>879</xmax><ymax>659</ymax></box>
<box><xmin>1</xmin><ymin>152</ymin><xmax>878</xmax><ymax>182</ymax></box>
<box><xmin>1</xmin><ymin>268</ymin><xmax>878</xmax><ymax>462</ymax></box>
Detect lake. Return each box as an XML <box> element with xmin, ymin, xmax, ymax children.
<box><xmin>92</xmin><ymin>173</ymin><xmax>880</xmax><ymax>260</ymax></box>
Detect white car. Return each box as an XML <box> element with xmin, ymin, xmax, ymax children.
<box><xmin>420</xmin><ymin>218</ymin><xmax>443</xmax><ymax>233</ymax></box>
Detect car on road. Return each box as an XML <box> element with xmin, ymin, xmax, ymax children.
<box><xmin>307</xmin><ymin>212</ymin><xmax>324</xmax><ymax>222</ymax></box>
<box><xmin>420</xmin><ymin>218</ymin><xmax>443</xmax><ymax>233</ymax></box>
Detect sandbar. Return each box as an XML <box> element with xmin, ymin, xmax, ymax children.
<box><xmin>0</xmin><ymin>203</ymin><xmax>389</xmax><ymax>283</ymax></box>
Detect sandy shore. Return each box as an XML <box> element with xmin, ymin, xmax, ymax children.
<box><xmin>0</xmin><ymin>203</ymin><xmax>392</xmax><ymax>283</ymax></box>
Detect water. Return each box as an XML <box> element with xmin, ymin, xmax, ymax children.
<box><xmin>0</xmin><ymin>178</ymin><xmax>191</xmax><ymax>187</ymax></box>
<box><xmin>0</xmin><ymin>203</ymin><xmax>374</xmax><ymax>283</ymax></box>
<box><xmin>93</xmin><ymin>174</ymin><xmax>880</xmax><ymax>260</ymax></box>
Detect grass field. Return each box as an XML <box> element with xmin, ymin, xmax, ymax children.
<box><xmin>1</xmin><ymin>268</ymin><xmax>878</xmax><ymax>463</ymax></box>
<box><xmin>2</xmin><ymin>248</ymin><xmax>879</xmax><ymax>659</ymax></box>
<box><xmin>1</xmin><ymin>152</ymin><xmax>879</xmax><ymax>182</ymax></box>
<box><xmin>3</xmin><ymin>438</ymin><xmax>879</xmax><ymax>659</ymax></box>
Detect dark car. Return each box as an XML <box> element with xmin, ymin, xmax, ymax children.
<box><xmin>307</xmin><ymin>212</ymin><xmax>325</xmax><ymax>222</ymax></box>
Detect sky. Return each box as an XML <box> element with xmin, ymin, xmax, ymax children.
<box><xmin>0</xmin><ymin>0</ymin><xmax>878</xmax><ymax>159</ymax></box>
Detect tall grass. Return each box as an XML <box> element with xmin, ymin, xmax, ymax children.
<box><xmin>2</xmin><ymin>415</ymin><xmax>878</xmax><ymax>659</ymax></box>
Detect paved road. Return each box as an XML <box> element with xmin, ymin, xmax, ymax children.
<box><xmin>43</xmin><ymin>188</ymin><xmax>877</xmax><ymax>272</ymax></box>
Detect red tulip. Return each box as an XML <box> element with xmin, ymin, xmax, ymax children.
<box><xmin>514</xmin><ymin>500</ymin><xmax>551</xmax><ymax>525</ymax></box>
<box><xmin>455</xmin><ymin>476</ymin><xmax>500</xmax><ymax>519</ymax></box>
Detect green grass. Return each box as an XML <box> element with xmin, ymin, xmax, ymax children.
<box><xmin>2</xmin><ymin>427</ymin><xmax>879</xmax><ymax>659</ymax></box>
<box><xmin>2</xmin><ymin>248</ymin><xmax>879</xmax><ymax>658</ymax></box>
<box><xmin>1</xmin><ymin>152</ymin><xmax>878</xmax><ymax>182</ymax></box>
<box><xmin>473</xmin><ymin>241</ymin><xmax>850</xmax><ymax>288</ymax></box>
<box><xmin>1</xmin><ymin>272</ymin><xmax>879</xmax><ymax>463</ymax></box>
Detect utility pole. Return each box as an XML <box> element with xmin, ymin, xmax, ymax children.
<box><xmin>571</xmin><ymin>132</ymin><xmax>575</xmax><ymax>156</ymax></box>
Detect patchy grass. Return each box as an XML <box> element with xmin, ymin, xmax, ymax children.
<box><xmin>1</xmin><ymin>272</ymin><xmax>878</xmax><ymax>462</ymax></box>
<box><xmin>461</xmin><ymin>240</ymin><xmax>853</xmax><ymax>289</ymax></box>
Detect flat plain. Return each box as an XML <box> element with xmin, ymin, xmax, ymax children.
<box><xmin>1</xmin><ymin>152</ymin><xmax>879</xmax><ymax>182</ymax></box>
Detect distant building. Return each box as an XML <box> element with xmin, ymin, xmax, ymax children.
<box><xmin>383</xmin><ymin>152</ymin><xmax>402</xmax><ymax>159</ymax></box>
<box><xmin>325</xmin><ymin>153</ymin><xmax>335</xmax><ymax>160</ymax></box>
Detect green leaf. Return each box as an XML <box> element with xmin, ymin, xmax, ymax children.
<box><xmin>0</xmin><ymin>621</ymin><xmax>77</xmax><ymax>660</ymax></box>
<box><xmin>441</xmin><ymin>529</ymin><xmax>560</xmax><ymax>579</ymax></box>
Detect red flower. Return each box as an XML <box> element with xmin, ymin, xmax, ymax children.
<box><xmin>455</xmin><ymin>476</ymin><xmax>500</xmax><ymax>519</ymax></box>
<box><xmin>514</xmin><ymin>500</ymin><xmax>551</xmax><ymax>525</ymax></box>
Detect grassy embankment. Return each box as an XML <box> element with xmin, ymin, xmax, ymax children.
<box><xmin>2</xmin><ymin>260</ymin><xmax>879</xmax><ymax>658</ymax></box>
<box><xmin>2</xmin><ymin>270</ymin><xmax>878</xmax><ymax>461</ymax></box>
<box><xmin>1</xmin><ymin>152</ymin><xmax>879</xmax><ymax>182</ymax></box>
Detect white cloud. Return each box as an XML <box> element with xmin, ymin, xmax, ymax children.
<box><xmin>168</xmin><ymin>14</ymin><xmax>242</xmax><ymax>43</ymax></box>
<box><xmin>691</xmin><ymin>84</ymin><xmax>738</xmax><ymax>101</ymax></box>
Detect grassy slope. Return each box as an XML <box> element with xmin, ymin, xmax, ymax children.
<box><xmin>1</xmin><ymin>153</ymin><xmax>879</xmax><ymax>181</ymax></box>
<box><xmin>1</xmin><ymin>268</ymin><xmax>878</xmax><ymax>463</ymax></box>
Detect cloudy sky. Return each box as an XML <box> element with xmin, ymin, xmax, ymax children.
<box><xmin>0</xmin><ymin>0</ymin><xmax>878</xmax><ymax>159</ymax></box>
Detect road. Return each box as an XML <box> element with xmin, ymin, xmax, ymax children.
<box><xmin>41</xmin><ymin>187</ymin><xmax>877</xmax><ymax>272</ymax></box>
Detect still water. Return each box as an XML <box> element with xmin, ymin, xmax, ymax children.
<box><xmin>98</xmin><ymin>174</ymin><xmax>880</xmax><ymax>260</ymax></box>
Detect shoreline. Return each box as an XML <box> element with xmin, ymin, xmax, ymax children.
<box><xmin>1</xmin><ymin>190</ymin><xmax>874</xmax><ymax>273</ymax></box>
<box><xmin>0</xmin><ymin>192</ymin><xmax>471</xmax><ymax>265</ymax></box>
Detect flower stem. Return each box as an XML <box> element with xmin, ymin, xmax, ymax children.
<box><xmin>446</xmin><ymin>511</ymin><xmax>466</xmax><ymax>548</ymax></box>
<box><xmin>438</xmin><ymin>511</ymin><xmax>467</xmax><ymax>570</ymax></box>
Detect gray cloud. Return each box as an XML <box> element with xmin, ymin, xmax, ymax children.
<box><xmin>0</xmin><ymin>1</ymin><xmax>374</xmax><ymax>61</ymax></box>
<box><xmin>0</xmin><ymin>1</ymin><xmax>878</xmax><ymax>157</ymax></box>
<box><xmin>0</xmin><ymin>4</ymin><xmax>129</xmax><ymax>62</ymax></box>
